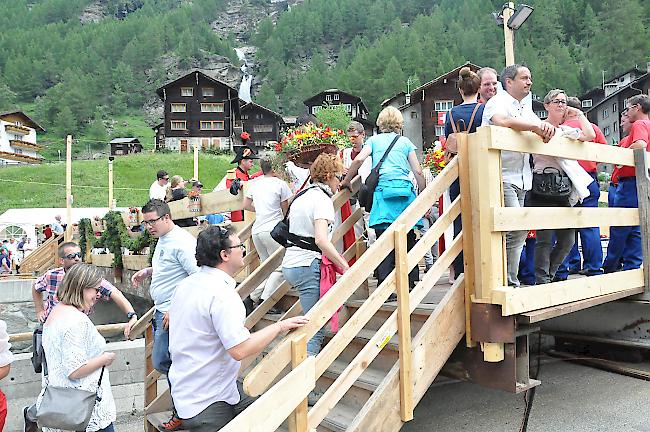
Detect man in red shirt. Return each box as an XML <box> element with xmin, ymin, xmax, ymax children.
<box><xmin>556</xmin><ymin>97</ymin><xmax>609</xmax><ymax>280</ymax></box>
<box><xmin>226</xmin><ymin>132</ymin><xmax>261</xmax><ymax>222</ymax></box>
<box><xmin>603</xmin><ymin>94</ymin><xmax>650</xmax><ymax>273</ymax></box>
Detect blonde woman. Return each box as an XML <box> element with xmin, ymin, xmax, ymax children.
<box><xmin>37</xmin><ymin>263</ymin><xmax>116</xmax><ymax>432</ymax></box>
<box><xmin>342</xmin><ymin>106</ymin><xmax>426</xmax><ymax>297</ymax></box>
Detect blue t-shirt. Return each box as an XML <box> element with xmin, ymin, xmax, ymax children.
<box><xmin>364</xmin><ymin>132</ymin><xmax>416</xmax><ymax>184</ymax></box>
<box><xmin>444</xmin><ymin>103</ymin><xmax>485</xmax><ymax>137</ymax></box>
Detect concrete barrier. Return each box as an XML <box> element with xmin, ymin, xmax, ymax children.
<box><xmin>0</xmin><ymin>279</ymin><xmax>34</xmax><ymax>303</ymax></box>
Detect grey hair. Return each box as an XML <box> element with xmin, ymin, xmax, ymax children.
<box><xmin>346</xmin><ymin>121</ymin><xmax>365</xmax><ymax>134</ymax></box>
<box><xmin>477</xmin><ymin>67</ymin><xmax>498</xmax><ymax>79</ymax></box>
<box><xmin>567</xmin><ymin>97</ymin><xmax>581</xmax><ymax>109</ymax></box>
<box><xmin>543</xmin><ymin>89</ymin><xmax>566</xmax><ymax>105</ymax></box>
<box><xmin>500</xmin><ymin>64</ymin><xmax>527</xmax><ymax>88</ymax></box>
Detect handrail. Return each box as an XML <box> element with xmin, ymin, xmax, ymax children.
<box><xmin>243</xmin><ymin>157</ymin><xmax>459</xmax><ymax>397</ymax></box>
<box><xmin>9</xmin><ymin>322</ymin><xmax>128</xmax><ymax>344</ymax></box>
<box><xmin>19</xmin><ymin>233</ymin><xmax>63</xmax><ymax>274</ymax></box>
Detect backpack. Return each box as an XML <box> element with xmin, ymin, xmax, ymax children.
<box><xmin>445</xmin><ymin>103</ymin><xmax>482</xmax><ymax>155</ymax></box>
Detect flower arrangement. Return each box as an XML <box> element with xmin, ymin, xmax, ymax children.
<box><xmin>275</xmin><ymin>124</ymin><xmax>349</xmax><ymax>166</ymax></box>
<box><xmin>423</xmin><ymin>147</ymin><xmax>447</xmax><ymax>177</ymax></box>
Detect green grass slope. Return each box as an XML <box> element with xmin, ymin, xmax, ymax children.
<box><xmin>0</xmin><ymin>153</ymin><xmax>232</xmax><ymax>214</ymax></box>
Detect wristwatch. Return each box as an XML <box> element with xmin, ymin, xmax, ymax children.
<box><xmin>126</xmin><ymin>311</ymin><xmax>137</xmax><ymax>320</ymax></box>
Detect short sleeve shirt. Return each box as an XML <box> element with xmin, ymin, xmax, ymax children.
<box><xmin>618</xmin><ymin>119</ymin><xmax>650</xmax><ymax>178</ymax></box>
<box><xmin>168</xmin><ymin>266</ymin><xmax>250</xmax><ymax>419</ymax></box>
<box><xmin>246</xmin><ymin>176</ymin><xmax>293</xmax><ymax>234</ymax></box>
<box><xmin>364</xmin><ymin>132</ymin><xmax>416</xmax><ymax>184</ymax></box>
<box><xmin>149</xmin><ymin>181</ymin><xmax>168</xmax><ymax>201</ymax></box>
<box><xmin>563</xmin><ymin>120</ymin><xmax>607</xmax><ymax>173</ymax></box>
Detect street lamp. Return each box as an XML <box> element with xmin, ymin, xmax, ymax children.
<box><xmin>493</xmin><ymin>2</ymin><xmax>534</xmax><ymax>66</ymax></box>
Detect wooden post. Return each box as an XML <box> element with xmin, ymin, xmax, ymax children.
<box><xmin>634</xmin><ymin>148</ymin><xmax>650</xmax><ymax>293</ymax></box>
<box><xmin>502</xmin><ymin>2</ymin><xmax>515</xmax><ymax>66</ymax></box>
<box><xmin>394</xmin><ymin>224</ymin><xmax>414</xmax><ymax>421</ymax></box>
<box><xmin>288</xmin><ymin>335</ymin><xmax>308</xmax><ymax>432</ymax></box>
<box><xmin>108</xmin><ymin>156</ymin><xmax>114</xmax><ymax>210</ymax></box>
<box><xmin>65</xmin><ymin>135</ymin><xmax>73</xmax><ymax>241</ymax></box>
<box><xmin>144</xmin><ymin>324</ymin><xmax>156</xmax><ymax>432</ymax></box>
<box><xmin>193</xmin><ymin>142</ymin><xmax>199</xmax><ymax>180</ymax></box>
<box><xmin>457</xmin><ymin>134</ymin><xmax>476</xmax><ymax>347</ymax></box>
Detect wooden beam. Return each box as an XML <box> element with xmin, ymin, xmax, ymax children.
<box><xmin>634</xmin><ymin>148</ymin><xmax>650</xmax><ymax>294</ymax></box>
<box><xmin>167</xmin><ymin>188</ymin><xmax>244</xmax><ymax>219</ymax></box>
<box><xmin>288</xmin><ymin>335</ymin><xmax>308</xmax><ymax>432</ymax></box>
<box><xmin>492</xmin><ymin>207</ymin><xmax>640</xmax><ymax>231</ymax></box>
<box><xmin>485</xmin><ymin>125</ymin><xmax>636</xmax><ymax>166</ymax></box>
<box><xmin>244</xmin><ymin>280</ymin><xmax>291</xmax><ymax>329</ymax></box>
<box><xmin>65</xmin><ymin>135</ymin><xmax>72</xmax><ymax>242</ymax></box>
<box><xmin>491</xmin><ymin>268</ymin><xmax>645</xmax><ymax>316</ymax></box>
<box><xmin>9</xmin><ymin>322</ymin><xmax>128</xmax><ymax>343</ymax></box>
<box><xmin>519</xmin><ymin>287</ymin><xmax>645</xmax><ymax>324</ymax></box>
<box><xmin>221</xmin><ymin>357</ymin><xmax>316</xmax><ymax>432</ymax></box>
<box><xmin>235</xmin><ymin>246</ymin><xmax>285</xmax><ymax>299</ymax></box>
<box><xmin>128</xmin><ymin>307</ymin><xmax>155</xmax><ymax>341</ymax></box>
<box><xmin>393</xmin><ymin>224</ymin><xmax>414</xmax><ymax>422</ymax></box>
<box><xmin>145</xmin><ymin>388</ymin><xmax>172</xmax><ymax>415</ymax></box>
<box><xmin>144</xmin><ymin>325</ymin><xmax>156</xmax><ymax>432</ymax></box>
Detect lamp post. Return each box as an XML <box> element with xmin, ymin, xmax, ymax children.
<box><xmin>494</xmin><ymin>3</ymin><xmax>534</xmax><ymax>66</ymax></box>
<box><xmin>108</xmin><ymin>156</ymin><xmax>114</xmax><ymax>210</ymax></box>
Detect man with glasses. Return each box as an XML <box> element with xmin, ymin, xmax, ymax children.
<box><xmin>603</xmin><ymin>94</ymin><xmax>650</xmax><ymax>273</ymax></box>
<box><xmin>168</xmin><ymin>225</ymin><xmax>307</xmax><ymax>431</ymax></box>
<box><xmin>131</xmin><ymin>199</ymin><xmax>199</xmax><ymax>431</ymax></box>
<box><xmin>24</xmin><ymin>241</ymin><xmax>138</xmax><ymax>432</ymax></box>
<box><xmin>150</xmin><ymin>169</ymin><xmax>170</xmax><ymax>200</ymax></box>
<box><xmin>482</xmin><ymin>64</ymin><xmax>555</xmax><ymax>287</ymax></box>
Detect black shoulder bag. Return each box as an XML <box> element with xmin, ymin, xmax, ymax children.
<box><xmin>270</xmin><ymin>186</ymin><xmax>328</xmax><ymax>252</ymax></box>
<box><xmin>357</xmin><ymin>135</ymin><xmax>401</xmax><ymax>212</ymax></box>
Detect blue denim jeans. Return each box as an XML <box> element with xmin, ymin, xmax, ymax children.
<box><xmin>152</xmin><ymin>310</ymin><xmax>171</xmax><ymax>375</ymax></box>
<box><xmin>282</xmin><ymin>259</ymin><xmax>323</xmax><ymax>355</ymax></box>
<box><xmin>603</xmin><ymin>178</ymin><xmax>643</xmax><ymax>272</ymax></box>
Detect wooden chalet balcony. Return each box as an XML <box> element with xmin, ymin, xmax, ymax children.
<box><xmin>4</xmin><ymin>123</ymin><xmax>31</xmax><ymax>135</ymax></box>
<box><xmin>9</xmin><ymin>139</ymin><xmax>43</xmax><ymax>151</ymax></box>
<box><xmin>0</xmin><ymin>150</ymin><xmax>43</xmax><ymax>163</ymax></box>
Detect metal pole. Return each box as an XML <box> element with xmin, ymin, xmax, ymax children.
<box><xmin>503</xmin><ymin>2</ymin><xmax>515</xmax><ymax>66</ymax></box>
<box><xmin>193</xmin><ymin>142</ymin><xmax>199</xmax><ymax>180</ymax></box>
<box><xmin>108</xmin><ymin>157</ymin><xmax>114</xmax><ymax>210</ymax></box>
<box><xmin>65</xmin><ymin>135</ymin><xmax>73</xmax><ymax>241</ymax></box>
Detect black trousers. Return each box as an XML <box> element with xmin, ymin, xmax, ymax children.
<box><xmin>374</xmin><ymin>228</ymin><xmax>419</xmax><ymax>289</ymax></box>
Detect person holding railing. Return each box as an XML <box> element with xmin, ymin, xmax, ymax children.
<box><xmin>602</xmin><ymin>94</ymin><xmax>650</xmax><ymax>273</ymax></box>
<box><xmin>282</xmin><ymin>153</ymin><xmax>351</xmax><ymax>356</ymax></box>
<box><xmin>482</xmin><ymin>64</ymin><xmax>556</xmax><ymax>287</ymax></box>
<box><xmin>36</xmin><ymin>263</ymin><xmax>117</xmax><ymax>432</ymax></box>
<box><xmin>342</xmin><ymin>107</ymin><xmax>426</xmax><ymax>301</ymax></box>
<box><xmin>530</xmin><ymin>89</ymin><xmax>595</xmax><ymax>284</ymax></box>
<box><xmin>168</xmin><ymin>225</ymin><xmax>307</xmax><ymax>431</ymax></box>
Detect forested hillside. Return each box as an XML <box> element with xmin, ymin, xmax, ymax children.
<box><xmin>0</xmin><ymin>0</ymin><xmax>648</xmax><ymax>150</ymax></box>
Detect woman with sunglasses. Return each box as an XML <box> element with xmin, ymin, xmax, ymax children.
<box><xmin>36</xmin><ymin>263</ymin><xmax>117</xmax><ymax>432</ymax></box>
<box><xmin>282</xmin><ymin>153</ymin><xmax>350</xmax><ymax>356</ymax></box>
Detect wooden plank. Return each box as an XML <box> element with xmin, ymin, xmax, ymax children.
<box><xmin>393</xmin><ymin>224</ymin><xmax>414</xmax><ymax>422</ymax></box>
<box><xmin>123</xmin><ymin>254</ymin><xmax>149</xmax><ymax>271</ymax></box>
<box><xmin>634</xmin><ymin>148</ymin><xmax>650</xmax><ymax>293</ymax></box>
<box><xmin>330</xmin><ymin>207</ymin><xmax>363</xmax><ymax>244</ymax></box>
<box><xmin>485</xmin><ymin>125</ymin><xmax>636</xmax><ymax>166</ymax></box>
<box><xmin>145</xmin><ymin>369</ymin><xmax>162</xmax><ymax>388</ymax></box>
<box><xmin>279</xmin><ymin>299</ymin><xmax>303</xmax><ymax>321</ymax></box>
<box><xmin>129</xmin><ymin>307</ymin><xmax>155</xmax><ymax>341</ymax></box>
<box><xmin>221</xmin><ymin>357</ymin><xmax>316</xmax><ymax>432</ymax></box>
<box><xmin>491</xmin><ymin>268</ymin><xmax>645</xmax><ymax>316</ymax></box>
<box><xmin>144</xmin><ymin>325</ymin><xmax>157</xmax><ymax>432</ymax></box>
<box><xmin>457</xmin><ymin>134</ymin><xmax>476</xmax><ymax>347</ymax></box>
<box><xmin>492</xmin><ymin>207</ymin><xmax>640</xmax><ymax>231</ymax></box>
<box><xmin>90</xmin><ymin>253</ymin><xmax>115</xmax><ymax>268</ymax></box>
<box><xmin>236</xmin><ymin>247</ymin><xmax>285</xmax><ymax>299</ymax></box>
<box><xmin>346</xmin><ymin>277</ymin><xmax>466</xmax><ymax>432</ymax></box>
<box><xmin>9</xmin><ymin>322</ymin><xmax>128</xmax><ymax>343</ymax></box>
<box><xmin>307</xmin><ymin>236</ymin><xmax>463</xmax><ymax>429</ymax></box>
<box><xmin>244</xmin><ymin>280</ymin><xmax>291</xmax><ymax>330</ymax></box>
<box><xmin>243</xmin><ymin>159</ymin><xmax>460</xmax><ymax>397</ymax></box>
<box><xmin>547</xmin><ymin>349</ymin><xmax>650</xmax><ymax>380</ymax></box>
<box><xmin>519</xmin><ymin>287</ymin><xmax>645</xmax><ymax>324</ymax></box>
<box><xmin>145</xmin><ymin>388</ymin><xmax>172</xmax><ymax>415</ymax></box>
<box><xmin>168</xmin><ymin>187</ymin><xmax>244</xmax><ymax>219</ymax></box>
<box><xmin>288</xmin><ymin>336</ymin><xmax>308</xmax><ymax>432</ymax></box>
<box><xmin>468</xmin><ymin>127</ymin><xmax>504</xmax><ymax>300</ymax></box>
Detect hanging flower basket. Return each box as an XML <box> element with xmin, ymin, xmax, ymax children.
<box><xmin>276</xmin><ymin>124</ymin><xmax>349</xmax><ymax>168</ymax></box>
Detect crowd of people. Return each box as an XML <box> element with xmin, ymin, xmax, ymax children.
<box><xmin>6</xmin><ymin>62</ymin><xmax>649</xmax><ymax>432</ymax></box>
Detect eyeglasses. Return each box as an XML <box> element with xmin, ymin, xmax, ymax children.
<box><xmin>550</xmin><ymin>100</ymin><xmax>567</xmax><ymax>106</ymax></box>
<box><xmin>225</xmin><ymin>243</ymin><xmax>246</xmax><ymax>252</ymax></box>
<box><xmin>143</xmin><ymin>214</ymin><xmax>166</xmax><ymax>226</ymax></box>
<box><xmin>63</xmin><ymin>252</ymin><xmax>82</xmax><ymax>259</ymax></box>
<box><xmin>335</xmin><ymin>174</ymin><xmax>344</xmax><ymax>181</ymax></box>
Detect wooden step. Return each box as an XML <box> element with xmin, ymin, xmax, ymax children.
<box><xmin>146</xmin><ymin>411</ymin><xmax>189</xmax><ymax>432</ymax></box>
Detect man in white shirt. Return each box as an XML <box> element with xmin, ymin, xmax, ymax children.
<box><xmin>243</xmin><ymin>158</ymin><xmax>293</xmax><ymax>304</ymax></box>
<box><xmin>481</xmin><ymin>64</ymin><xmax>555</xmax><ymax>286</ymax></box>
<box><xmin>51</xmin><ymin>215</ymin><xmax>64</xmax><ymax>236</ymax></box>
<box><xmin>131</xmin><ymin>199</ymin><xmax>199</xmax><ymax>431</ymax></box>
<box><xmin>149</xmin><ymin>170</ymin><xmax>170</xmax><ymax>201</ymax></box>
<box><xmin>168</xmin><ymin>225</ymin><xmax>307</xmax><ymax>431</ymax></box>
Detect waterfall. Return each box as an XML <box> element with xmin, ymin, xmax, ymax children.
<box><xmin>235</xmin><ymin>48</ymin><xmax>252</xmax><ymax>103</ymax></box>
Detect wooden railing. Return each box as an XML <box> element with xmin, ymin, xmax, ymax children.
<box><xmin>19</xmin><ymin>234</ymin><xmax>63</xmax><ymax>274</ymax></box>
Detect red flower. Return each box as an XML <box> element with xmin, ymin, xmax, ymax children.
<box><xmin>241</xmin><ymin>132</ymin><xmax>250</xmax><ymax>140</ymax></box>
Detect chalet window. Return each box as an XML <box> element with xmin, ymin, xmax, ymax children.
<box><xmin>410</xmin><ymin>111</ymin><xmax>418</xmax><ymax>119</ymax></box>
<box><xmin>253</xmin><ymin>124</ymin><xmax>273</xmax><ymax>133</ymax></box>
<box><xmin>613</xmin><ymin>103</ymin><xmax>617</xmax><ymax>113</ymax></box>
<box><xmin>312</xmin><ymin>106</ymin><xmax>322</xmax><ymax>115</ymax></box>
<box><xmin>434</xmin><ymin>126</ymin><xmax>445</xmax><ymax>137</ymax></box>
<box><xmin>535</xmin><ymin>110</ymin><xmax>547</xmax><ymax>119</ymax></box>
<box><xmin>434</xmin><ymin>100</ymin><xmax>454</xmax><ymax>112</ymax></box>
<box><xmin>603</xmin><ymin>126</ymin><xmax>610</xmax><ymax>136</ymax></box>
<box><xmin>171</xmin><ymin>103</ymin><xmax>186</xmax><ymax>113</ymax></box>
<box><xmin>202</xmin><ymin>87</ymin><xmax>215</xmax><ymax>97</ymax></box>
<box><xmin>181</xmin><ymin>87</ymin><xmax>193</xmax><ymax>97</ymax></box>
<box><xmin>212</xmin><ymin>138</ymin><xmax>222</xmax><ymax>148</ymax></box>
<box><xmin>326</xmin><ymin>94</ymin><xmax>332</xmax><ymax>102</ymax></box>
<box><xmin>201</xmin><ymin>103</ymin><xmax>224</xmax><ymax>113</ymax></box>
<box><xmin>242</xmin><ymin>114</ymin><xmax>249</xmax><ymax>120</ymax></box>
<box><xmin>171</xmin><ymin>120</ymin><xmax>187</xmax><ymax>130</ymax></box>
<box><xmin>200</xmin><ymin>121</ymin><xmax>225</xmax><ymax>130</ymax></box>
<box><xmin>623</xmin><ymin>98</ymin><xmax>628</xmax><ymax>108</ymax></box>
<box><xmin>603</xmin><ymin>108</ymin><xmax>609</xmax><ymax>119</ymax></box>
<box><xmin>614</xmin><ymin>122</ymin><xmax>618</xmax><ymax>132</ymax></box>
<box><xmin>333</xmin><ymin>94</ymin><xmax>340</xmax><ymax>101</ymax></box>
<box><xmin>201</xmin><ymin>138</ymin><xmax>210</xmax><ymax>149</ymax></box>
<box><xmin>581</xmin><ymin>99</ymin><xmax>592</xmax><ymax>108</ymax></box>
<box><xmin>343</xmin><ymin>103</ymin><xmax>352</xmax><ymax>113</ymax></box>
